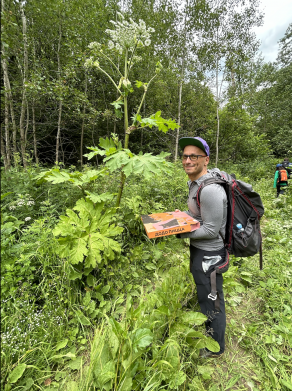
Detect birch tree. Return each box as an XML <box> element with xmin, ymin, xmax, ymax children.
<box><xmin>196</xmin><ymin>0</ymin><xmax>263</xmax><ymax>165</ymax></box>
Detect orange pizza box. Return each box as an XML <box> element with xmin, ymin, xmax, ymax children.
<box><xmin>141</xmin><ymin>211</ymin><xmax>200</xmax><ymax>239</ymax></box>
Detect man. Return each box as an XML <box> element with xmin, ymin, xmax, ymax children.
<box><xmin>274</xmin><ymin>164</ymin><xmax>288</xmax><ymax>197</ymax></box>
<box><xmin>177</xmin><ymin>136</ymin><xmax>227</xmax><ymax>358</ymax></box>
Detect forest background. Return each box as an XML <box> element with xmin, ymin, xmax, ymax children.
<box><xmin>1</xmin><ymin>0</ymin><xmax>291</xmax><ymax>168</ymax></box>
<box><xmin>1</xmin><ymin>0</ymin><xmax>292</xmax><ymax>390</ymax></box>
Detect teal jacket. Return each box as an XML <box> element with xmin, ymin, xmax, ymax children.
<box><xmin>273</xmin><ymin>170</ymin><xmax>288</xmax><ymax>188</ymax></box>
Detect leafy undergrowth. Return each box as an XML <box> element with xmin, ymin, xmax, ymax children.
<box><xmin>200</xmin><ymin>183</ymin><xmax>292</xmax><ymax>391</ymax></box>
<box><xmin>1</xmin><ymin>160</ymin><xmax>292</xmax><ymax>390</ymax></box>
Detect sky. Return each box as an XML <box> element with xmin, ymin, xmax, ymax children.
<box><xmin>254</xmin><ymin>0</ymin><xmax>292</xmax><ymax>63</ymax></box>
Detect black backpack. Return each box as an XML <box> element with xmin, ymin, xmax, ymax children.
<box><xmin>197</xmin><ymin>171</ymin><xmax>265</xmax><ymax>269</ymax></box>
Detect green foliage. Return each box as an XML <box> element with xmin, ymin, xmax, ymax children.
<box><xmin>133</xmin><ymin>111</ymin><xmax>179</xmax><ymax>133</ymax></box>
<box><xmin>53</xmin><ymin>198</ymin><xmax>123</xmax><ymax>271</ymax></box>
<box><xmin>86</xmin><ymin>137</ymin><xmax>172</xmax><ymax>178</ymax></box>
<box><xmin>2</xmin><ymin>159</ymin><xmax>292</xmax><ymax>390</ymax></box>
<box><xmin>206</xmin><ymin>99</ymin><xmax>270</xmax><ymax>162</ymax></box>
<box><xmin>35</xmin><ymin>166</ymin><xmax>108</xmax><ymax>191</ymax></box>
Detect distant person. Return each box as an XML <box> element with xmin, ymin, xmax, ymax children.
<box><xmin>281</xmin><ymin>158</ymin><xmax>292</xmax><ymax>178</ymax></box>
<box><xmin>274</xmin><ymin>164</ymin><xmax>288</xmax><ymax>197</ymax></box>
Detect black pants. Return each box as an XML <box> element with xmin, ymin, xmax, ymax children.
<box><xmin>276</xmin><ymin>185</ymin><xmax>286</xmax><ymax>197</ymax></box>
<box><xmin>190</xmin><ymin>245</ymin><xmax>226</xmax><ymax>354</ymax></box>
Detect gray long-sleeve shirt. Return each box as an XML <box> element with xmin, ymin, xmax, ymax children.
<box><xmin>180</xmin><ymin>168</ymin><xmax>227</xmax><ymax>251</ymax></box>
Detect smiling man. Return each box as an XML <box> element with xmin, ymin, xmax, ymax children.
<box><xmin>177</xmin><ymin>136</ymin><xmax>228</xmax><ymax>358</ymax></box>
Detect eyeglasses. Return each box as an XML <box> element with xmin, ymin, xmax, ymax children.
<box><xmin>182</xmin><ymin>154</ymin><xmax>207</xmax><ymax>161</ymax></box>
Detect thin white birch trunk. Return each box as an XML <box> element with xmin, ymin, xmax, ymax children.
<box><xmin>174</xmin><ymin>0</ymin><xmax>188</xmax><ymax>161</ymax></box>
<box><xmin>19</xmin><ymin>1</ymin><xmax>28</xmax><ymax>168</ymax></box>
<box><xmin>56</xmin><ymin>100</ymin><xmax>63</xmax><ymax>164</ymax></box>
<box><xmin>2</xmin><ymin>92</ymin><xmax>10</xmax><ymax>169</ymax></box>
<box><xmin>175</xmin><ymin>56</ymin><xmax>185</xmax><ymax>161</ymax></box>
<box><xmin>80</xmin><ymin>72</ymin><xmax>88</xmax><ymax>167</ymax></box>
<box><xmin>32</xmin><ymin>101</ymin><xmax>39</xmax><ymax>164</ymax></box>
<box><xmin>1</xmin><ymin>58</ymin><xmax>11</xmax><ymax>169</ymax></box>
<box><xmin>56</xmin><ymin>21</ymin><xmax>62</xmax><ymax>164</ymax></box>
<box><xmin>25</xmin><ymin>99</ymin><xmax>29</xmax><ymax>146</ymax></box>
<box><xmin>2</xmin><ymin>0</ymin><xmax>17</xmax><ymax>165</ymax></box>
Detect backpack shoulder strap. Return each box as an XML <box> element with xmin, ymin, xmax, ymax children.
<box><xmin>196</xmin><ymin>175</ymin><xmax>230</xmax><ymax>244</ymax></box>
<box><xmin>196</xmin><ymin>176</ymin><xmax>229</xmax><ymax>208</ymax></box>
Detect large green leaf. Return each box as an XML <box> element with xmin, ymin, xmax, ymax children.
<box><xmin>45</xmin><ymin>170</ymin><xmax>71</xmax><ymax>184</ymax></box>
<box><xmin>137</xmin><ymin>111</ymin><xmax>179</xmax><ymax>133</ymax></box>
<box><xmin>104</xmin><ymin>150</ymin><xmax>131</xmax><ymax>171</ymax></box>
<box><xmin>8</xmin><ymin>363</ymin><xmax>27</xmax><ymax>383</ymax></box>
<box><xmin>165</xmin><ymin>342</ymin><xmax>180</xmax><ymax>370</ymax></box>
<box><xmin>180</xmin><ymin>311</ymin><xmax>207</xmax><ymax>326</ymax></box>
<box><xmin>85</xmin><ymin>191</ymin><xmax>115</xmax><ymax>204</ymax></box>
<box><xmin>76</xmin><ymin>311</ymin><xmax>91</xmax><ymax>326</ymax></box>
<box><xmin>103</xmin><ymin>148</ymin><xmax>171</xmax><ymax>179</ymax></box>
<box><xmin>68</xmin><ymin>356</ymin><xmax>82</xmax><ymax>371</ymax></box>
<box><xmin>69</xmin><ymin>237</ymin><xmax>88</xmax><ymax>264</ymax></box>
<box><xmin>204</xmin><ymin>337</ymin><xmax>220</xmax><ymax>352</ymax></box>
<box><xmin>131</xmin><ymin>328</ymin><xmax>153</xmax><ymax>352</ymax></box>
<box><xmin>53</xmin><ymin>199</ymin><xmax>123</xmax><ymax>269</ymax></box>
<box><xmin>99</xmin><ymin>136</ymin><xmax>122</xmax><ymax>153</ymax></box>
<box><xmin>98</xmin><ymin>360</ymin><xmax>115</xmax><ymax>387</ymax></box>
<box><xmin>122</xmin><ymin>152</ymin><xmax>171</xmax><ymax>179</ymax></box>
<box><xmin>55</xmin><ymin>339</ymin><xmax>69</xmax><ymax>351</ymax></box>
<box><xmin>84</xmin><ymin>146</ymin><xmax>106</xmax><ymax>160</ymax></box>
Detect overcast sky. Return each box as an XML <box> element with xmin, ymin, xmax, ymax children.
<box><xmin>254</xmin><ymin>0</ymin><xmax>292</xmax><ymax>63</ymax></box>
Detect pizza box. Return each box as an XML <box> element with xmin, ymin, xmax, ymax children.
<box><xmin>141</xmin><ymin>211</ymin><xmax>200</xmax><ymax>239</ymax></box>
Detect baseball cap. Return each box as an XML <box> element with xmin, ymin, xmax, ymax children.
<box><xmin>178</xmin><ymin>136</ymin><xmax>210</xmax><ymax>156</ymax></box>
<box><xmin>276</xmin><ymin>164</ymin><xmax>282</xmax><ymax>168</ymax></box>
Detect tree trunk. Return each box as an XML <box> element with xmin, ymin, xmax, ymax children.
<box><xmin>56</xmin><ymin>19</ymin><xmax>62</xmax><ymax>164</ymax></box>
<box><xmin>80</xmin><ymin>72</ymin><xmax>88</xmax><ymax>167</ymax></box>
<box><xmin>2</xmin><ymin>58</ymin><xmax>11</xmax><ymax>170</ymax></box>
<box><xmin>1</xmin><ymin>128</ymin><xmax>9</xmax><ymax>170</ymax></box>
<box><xmin>56</xmin><ymin>100</ymin><xmax>63</xmax><ymax>164</ymax></box>
<box><xmin>4</xmin><ymin>89</ymin><xmax>11</xmax><ymax>170</ymax></box>
<box><xmin>174</xmin><ymin>0</ymin><xmax>188</xmax><ymax>161</ymax></box>
<box><xmin>175</xmin><ymin>55</ymin><xmax>185</xmax><ymax>161</ymax></box>
<box><xmin>19</xmin><ymin>1</ymin><xmax>28</xmax><ymax>168</ymax></box>
<box><xmin>141</xmin><ymin>98</ymin><xmax>146</xmax><ymax>147</ymax></box>
<box><xmin>2</xmin><ymin>69</ymin><xmax>17</xmax><ymax>165</ymax></box>
<box><xmin>1</xmin><ymin>0</ymin><xmax>10</xmax><ymax>170</ymax></box>
<box><xmin>25</xmin><ymin>99</ymin><xmax>30</xmax><ymax>147</ymax></box>
<box><xmin>2</xmin><ymin>0</ymin><xmax>18</xmax><ymax>166</ymax></box>
<box><xmin>32</xmin><ymin>101</ymin><xmax>39</xmax><ymax>164</ymax></box>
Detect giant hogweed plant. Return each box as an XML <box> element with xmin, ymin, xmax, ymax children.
<box><xmin>84</xmin><ymin>13</ymin><xmax>179</xmax><ymax>207</ymax></box>
<box><xmin>52</xmin><ymin>198</ymin><xmax>123</xmax><ymax>280</ymax></box>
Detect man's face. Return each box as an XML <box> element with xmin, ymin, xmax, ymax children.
<box><xmin>182</xmin><ymin>145</ymin><xmax>209</xmax><ymax>180</ymax></box>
